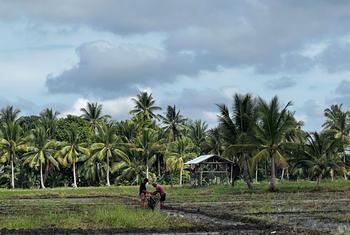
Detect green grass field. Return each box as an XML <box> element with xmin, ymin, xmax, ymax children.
<box><xmin>0</xmin><ymin>180</ymin><xmax>348</xmax><ymax>233</ymax></box>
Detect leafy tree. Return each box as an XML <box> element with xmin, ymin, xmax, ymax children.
<box><xmin>166</xmin><ymin>136</ymin><xmax>196</xmax><ymax>186</ymax></box>
<box><xmin>55</xmin><ymin>128</ymin><xmax>90</xmax><ymax>188</ymax></box>
<box><xmin>253</xmin><ymin>96</ymin><xmax>296</xmax><ymax>191</ymax></box>
<box><xmin>80</xmin><ymin>102</ymin><xmax>111</xmax><ymax>133</ymax></box>
<box><xmin>297</xmin><ymin>132</ymin><xmax>346</xmax><ymax>189</ymax></box>
<box><xmin>131</xmin><ymin>129</ymin><xmax>164</xmax><ymax>178</ymax></box>
<box><xmin>0</xmin><ymin>106</ymin><xmax>20</xmax><ymax>123</ymax></box>
<box><xmin>22</xmin><ymin>128</ymin><xmax>59</xmax><ymax>188</ymax></box>
<box><xmin>0</xmin><ymin>121</ymin><xmax>28</xmax><ymax>188</ymax></box>
<box><xmin>188</xmin><ymin>120</ymin><xmax>208</xmax><ymax>154</ymax></box>
<box><xmin>56</xmin><ymin>115</ymin><xmax>92</xmax><ymax>142</ymax></box>
<box><xmin>130</xmin><ymin>91</ymin><xmax>161</xmax><ymax>122</ymax></box>
<box><xmin>219</xmin><ymin>94</ymin><xmax>258</xmax><ymax>189</ymax></box>
<box><xmin>160</xmin><ymin>105</ymin><xmax>187</xmax><ymax>141</ymax></box>
<box><xmin>90</xmin><ymin>123</ymin><xmax>129</xmax><ymax>186</ymax></box>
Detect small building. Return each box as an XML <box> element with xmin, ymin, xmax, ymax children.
<box><xmin>185</xmin><ymin>154</ymin><xmax>234</xmax><ymax>186</ymax></box>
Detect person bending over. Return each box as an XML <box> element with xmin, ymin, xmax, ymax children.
<box><xmin>152</xmin><ymin>182</ymin><xmax>166</xmax><ymax>209</ymax></box>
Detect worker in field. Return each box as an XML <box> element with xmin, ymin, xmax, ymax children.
<box><xmin>139</xmin><ymin>178</ymin><xmax>149</xmax><ymax>208</ymax></box>
<box><xmin>152</xmin><ymin>182</ymin><xmax>166</xmax><ymax>209</ymax></box>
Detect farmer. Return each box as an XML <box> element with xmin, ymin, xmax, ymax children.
<box><xmin>152</xmin><ymin>182</ymin><xmax>166</xmax><ymax>209</ymax></box>
<box><xmin>139</xmin><ymin>178</ymin><xmax>149</xmax><ymax>208</ymax></box>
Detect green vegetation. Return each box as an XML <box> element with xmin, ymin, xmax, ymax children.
<box><xmin>0</xmin><ymin>91</ymin><xmax>347</xmax><ymax>191</ymax></box>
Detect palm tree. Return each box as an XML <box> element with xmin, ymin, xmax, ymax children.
<box><xmin>166</xmin><ymin>136</ymin><xmax>196</xmax><ymax>186</ymax></box>
<box><xmin>81</xmin><ymin>102</ymin><xmax>111</xmax><ymax>133</ymax></box>
<box><xmin>23</xmin><ymin>128</ymin><xmax>59</xmax><ymax>188</ymax></box>
<box><xmin>55</xmin><ymin>129</ymin><xmax>90</xmax><ymax>188</ymax></box>
<box><xmin>323</xmin><ymin>104</ymin><xmax>350</xmax><ymax>179</ymax></box>
<box><xmin>219</xmin><ymin>94</ymin><xmax>258</xmax><ymax>189</ymax></box>
<box><xmin>132</xmin><ymin>129</ymin><xmax>164</xmax><ymax>178</ymax></box>
<box><xmin>204</xmin><ymin>128</ymin><xmax>223</xmax><ymax>156</ymax></box>
<box><xmin>40</xmin><ymin>108</ymin><xmax>60</xmax><ymax>139</ymax></box>
<box><xmin>253</xmin><ymin>96</ymin><xmax>296</xmax><ymax>191</ymax></box>
<box><xmin>188</xmin><ymin>120</ymin><xmax>208</xmax><ymax>154</ymax></box>
<box><xmin>130</xmin><ymin>91</ymin><xmax>161</xmax><ymax>122</ymax></box>
<box><xmin>0</xmin><ymin>121</ymin><xmax>28</xmax><ymax>188</ymax></box>
<box><xmin>0</xmin><ymin>106</ymin><xmax>20</xmax><ymax>123</ymax></box>
<box><xmin>160</xmin><ymin>105</ymin><xmax>187</xmax><ymax>141</ymax></box>
<box><xmin>297</xmin><ymin>132</ymin><xmax>346</xmax><ymax>190</ymax></box>
<box><xmin>90</xmin><ymin>123</ymin><xmax>129</xmax><ymax>186</ymax></box>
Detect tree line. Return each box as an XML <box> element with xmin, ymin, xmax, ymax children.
<box><xmin>0</xmin><ymin>91</ymin><xmax>348</xmax><ymax>191</ymax></box>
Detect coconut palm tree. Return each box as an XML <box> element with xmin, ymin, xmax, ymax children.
<box><xmin>81</xmin><ymin>102</ymin><xmax>111</xmax><ymax>133</ymax></box>
<box><xmin>218</xmin><ymin>94</ymin><xmax>258</xmax><ymax>189</ymax></box>
<box><xmin>323</xmin><ymin>104</ymin><xmax>350</xmax><ymax>179</ymax></box>
<box><xmin>253</xmin><ymin>96</ymin><xmax>296</xmax><ymax>191</ymax></box>
<box><xmin>23</xmin><ymin>128</ymin><xmax>59</xmax><ymax>188</ymax></box>
<box><xmin>297</xmin><ymin>132</ymin><xmax>346</xmax><ymax>190</ymax></box>
<box><xmin>0</xmin><ymin>121</ymin><xmax>28</xmax><ymax>188</ymax></box>
<box><xmin>131</xmin><ymin>129</ymin><xmax>164</xmax><ymax>178</ymax></box>
<box><xmin>204</xmin><ymin>128</ymin><xmax>223</xmax><ymax>156</ymax></box>
<box><xmin>188</xmin><ymin>120</ymin><xmax>208</xmax><ymax>154</ymax></box>
<box><xmin>0</xmin><ymin>106</ymin><xmax>20</xmax><ymax>123</ymax></box>
<box><xmin>55</xmin><ymin>129</ymin><xmax>90</xmax><ymax>188</ymax></box>
<box><xmin>40</xmin><ymin>108</ymin><xmax>60</xmax><ymax>139</ymax></box>
<box><xmin>160</xmin><ymin>105</ymin><xmax>187</xmax><ymax>141</ymax></box>
<box><xmin>90</xmin><ymin>123</ymin><xmax>129</xmax><ymax>186</ymax></box>
<box><xmin>166</xmin><ymin>136</ymin><xmax>196</xmax><ymax>186</ymax></box>
<box><xmin>130</xmin><ymin>91</ymin><xmax>161</xmax><ymax>122</ymax></box>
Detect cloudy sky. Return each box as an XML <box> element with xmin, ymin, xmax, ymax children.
<box><xmin>1</xmin><ymin>0</ymin><xmax>350</xmax><ymax>130</ymax></box>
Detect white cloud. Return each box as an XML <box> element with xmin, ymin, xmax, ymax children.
<box><xmin>60</xmin><ymin>96</ymin><xmax>134</xmax><ymax>120</ymax></box>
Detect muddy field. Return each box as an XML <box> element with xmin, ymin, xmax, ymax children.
<box><xmin>0</xmin><ymin>187</ymin><xmax>348</xmax><ymax>234</ymax></box>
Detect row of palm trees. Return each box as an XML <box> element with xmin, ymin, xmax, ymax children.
<box><xmin>0</xmin><ymin>91</ymin><xmax>348</xmax><ymax>190</ymax></box>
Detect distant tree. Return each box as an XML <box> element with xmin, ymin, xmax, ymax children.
<box><xmin>55</xmin><ymin>128</ymin><xmax>90</xmax><ymax>188</ymax></box>
<box><xmin>81</xmin><ymin>102</ymin><xmax>111</xmax><ymax>133</ymax></box>
<box><xmin>0</xmin><ymin>106</ymin><xmax>20</xmax><ymax>123</ymax></box>
<box><xmin>160</xmin><ymin>105</ymin><xmax>187</xmax><ymax>141</ymax></box>
<box><xmin>130</xmin><ymin>91</ymin><xmax>161</xmax><ymax>122</ymax></box>
<box><xmin>56</xmin><ymin>115</ymin><xmax>92</xmax><ymax>142</ymax></box>
<box><xmin>188</xmin><ymin>120</ymin><xmax>208</xmax><ymax>154</ymax></box>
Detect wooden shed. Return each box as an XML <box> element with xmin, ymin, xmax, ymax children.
<box><xmin>185</xmin><ymin>154</ymin><xmax>234</xmax><ymax>186</ymax></box>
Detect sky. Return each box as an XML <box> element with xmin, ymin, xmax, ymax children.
<box><xmin>1</xmin><ymin>0</ymin><xmax>350</xmax><ymax>130</ymax></box>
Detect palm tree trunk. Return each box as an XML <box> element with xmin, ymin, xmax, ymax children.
<box><xmin>343</xmin><ymin>153</ymin><xmax>347</xmax><ymax>180</ymax></box>
<box><xmin>106</xmin><ymin>154</ymin><xmax>110</xmax><ymax>186</ymax></box>
<box><xmin>158</xmin><ymin>156</ymin><xmax>161</xmax><ymax>177</ymax></box>
<box><xmin>40</xmin><ymin>161</ymin><xmax>45</xmax><ymax>189</ymax></box>
<box><xmin>255</xmin><ymin>163</ymin><xmax>258</xmax><ymax>183</ymax></box>
<box><xmin>243</xmin><ymin>158</ymin><xmax>252</xmax><ymax>189</ymax></box>
<box><xmin>179</xmin><ymin>167</ymin><xmax>183</xmax><ymax>186</ymax></box>
<box><xmin>316</xmin><ymin>175</ymin><xmax>322</xmax><ymax>190</ymax></box>
<box><xmin>44</xmin><ymin>162</ymin><xmax>50</xmax><ymax>185</ymax></box>
<box><xmin>170</xmin><ymin>172</ymin><xmax>174</xmax><ymax>188</ymax></box>
<box><xmin>269</xmin><ymin>154</ymin><xmax>276</xmax><ymax>192</ymax></box>
<box><xmin>11</xmin><ymin>156</ymin><xmax>15</xmax><ymax>189</ymax></box>
<box><xmin>72</xmin><ymin>160</ymin><xmax>77</xmax><ymax>188</ymax></box>
<box><xmin>281</xmin><ymin>168</ymin><xmax>285</xmax><ymax>180</ymax></box>
<box><xmin>146</xmin><ymin>157</ymin><xmax>149</xmax><ymax>179</ymax></box>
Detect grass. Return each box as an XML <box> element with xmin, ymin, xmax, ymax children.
<box><xmin>0</xmin><ymin>204</ymin><xmax>192</xmax><ymax>229</ymax></box>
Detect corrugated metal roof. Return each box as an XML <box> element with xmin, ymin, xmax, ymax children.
<box><xmin>185</xmin><ymin>154</ymin><xmax>216</xmax><ymax>165</ymax></box>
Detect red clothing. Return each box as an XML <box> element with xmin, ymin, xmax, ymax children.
<box><xmin>156</xmin><ymin>184</ymin><xmax>165</xmax><ymax>195</ymax></box>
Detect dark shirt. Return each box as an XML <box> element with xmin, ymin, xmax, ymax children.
<box><xmin>139</xmin><ymin>182</ymin><xmax>147</xmax><ymax>195</ymax></box>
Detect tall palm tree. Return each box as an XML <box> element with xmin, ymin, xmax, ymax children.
<box><xmin>323</xmin><ymin>104</ymin><xmax>350</xmax><ymax>179</ymax></box>
<box><xmin>23</xmin><ymin>128</ymin><xmax>59</xmax><ymax>188</ymax></box>
<box><xmin>204</xmin><ymin>128</ymin><xmax>223</xmax><ymax>156</ymax></box>
<box><xmin>130</xmin><ymin>91</ymin><xmax>161</xmax><ymax>122</ymax></box>
<box><xmin>0</xmin><ymin>106</ymin><xmax>20</xmax><ymax>123</ymax></box>
<box><xmin>132</xmin><ymin>129</ymin><xmax>164</xmax><ymax>178</ymax></box>
<box><xmin>253</xmin><ymin>96</ymin><xmax>296</xmax><ymax>191</ymax></box>
<box><xmin>160</xmin><ymin>105</ymin><xmax>187</xmax><ymax>141</ymax></box>
<box><xmin>40</xmin><ymin>108</ymin><xmax>60</xmax><ymax>139</ymax></box>
<box><xmin>81</xmin><ymin>102</ymin><xmax>111</xmax><ymax>133</ymax></box>
<box><xmin>0</xmin><ymin>121</ymin><xmax>28</xmax><ymax>188</ymax></box>
<box><xmin>55</xmin><ymin>129</ymin><xmax>90</xmax><ymax>188</ymax></box>
<box><xmin>188</xmin><ymin>120</ymin><xmax>208</xmax><ymax>154</ymax></box>
<box><xmin>219</xmin><ymin>94</ymin><xmax>258</xmax><ymax>189</ymax></box>
<box><xmin>90</xmin><ymin>123</ymin><xmax>129</xmax><ymax>186</ymax></box>
<box><xmin>166</xmin><ymin>136</ymin><xmax>196</xmax><ymax>186</ymax></box>
<box><xmin>297</xmin><ymin>132</ymin><xmax>346</xmax><ymax>190</ymax></box>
